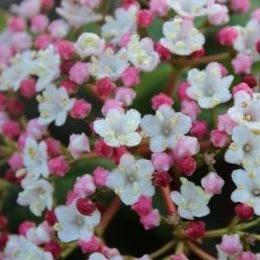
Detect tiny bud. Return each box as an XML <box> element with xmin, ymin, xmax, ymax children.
<box><xmin>155</xmin><ymin>43</ymin><xmax>171</xmax><ymax>60</ymax></box>
<box><xmin>153</xmin><ymin>171</ymin><xmax>172</xmax><ymax>187</ymax></box>
<box><xmin>151</xmin><ymin>93</ymin><xmax>173</xmax><ymax>110</ymax></box>
<box><xmin>44</xmin><ymin>241</ymin><xmax>61</xmax><ymax>258</ymax></box>
<box><xmin>235</xmin><ymin>204</ymin><xmax>254</xmax><ymax>220</ymax></box>
<box><xmin>45</xmin><ymin>210</ymin><xmax>57</xmax><ymax>226</ymax></box>
<box><xmin>76</xmin><ymin>198</ymin><xmax>96</xmax><ymax>216</ymax></box>
<box><xmin>137</xmin><ymin>10</ymin><xmax>153</xmax><ymax>27</ymax></box>
<box><xmin>242</xmin><ymin>74</ymin><xmax>257</xmax><ymax>88</ymax></box>
<box><xmin>185</xmin><ymin>221</ymin><xmax>205</xmax><ymax>240</ymax></box>
<box><xmin>96</xmin><ymin>77</ymin><xmax>115</xmax><ymax>97</ymax></box>
<box><xmin>178</xmin><ymin>155</ymin><xmax>197</xmax><ymax>176</ymax></box>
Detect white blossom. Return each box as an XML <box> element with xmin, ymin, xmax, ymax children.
<box><xmin>75</xmin><ymin>33</ymin><xmax>105</xmax><ymax>59</ymax></box>
<box><xmin>55</xmin><ymin>202</ymin><xmax>100</xmax><ymax>242</ymax></box>
<box><xmin>234</xmin><ymin>19</ymin><xmax>260</xmax><ymax>61</ymax></box>
<box><xmin>23</xmin><ymin>137</ymin><xmax>49</xmax><ymax>185</ymax></box>
<box><xmin>231</xmin><ymin>168</ymin><xmax>260</xmax><ymax>215</ymax></box>
<box><xmin>127</xmin><ymin>35</ymin><xmax>160</xmax><ymax>72</ymax></box>
<box><xmin>17</xmin><ymin>179</ymin><xmax>53</xmax><ymax>216</ymax></box>
<box><xmin>107</xmin><ymin>154</ymin><xmax>155</xmax><ymax>205</ymax></box>
<box><xmin>171</xmin><ymin>178</ymin><xmax>211</xmax><ymax>219</ymax></box>
<box><xmin>37</xmin><ymin>85</ymin><xmax>75</xmax><ymax>127</ymax></box>
<box><xmin>4</xmin><ymin>235</ymin><xmax>53</xmax><ymax>260</ymax></box>
<box><xmin>94</xmin><ymin>109</ymin><xmax>141</xmax><ymax>147</ymax></box>
<box><xmin>89</xmin><ymin>48</ymin><xmax>129</xmax><ymax>80</ymax></box>
<box><xmin>26</xmin><ymin>222</ymin><xmax>52</xmax><ymax>245</ymax></box>
<box><xmin>141</xmin><ymin>105</ymin><xmax>192</xmax><ymax>153</ymax></box>
<box><xmin>187</xmin><ymin>62</ymin><xmax>234</xmax><ymax>108</ymax></box>
<box><xmin>0</xmin><ymin>50</ymin><xmax>35</xmax><ymax>91</ymax></box>
<box><xmin>167</xmin><ymin>0</ymin><xmax>209</xmax><ymax>18</ymax></box>
<box><xmin>32</xmin><ymin>46</ymin><xmax>61</xmax><ymax>92</ymax></box>
<box><xmin>228</xmin><ymin>91</ymin><xmax>260</xmax><ymax>132</ymax></box>
<box><xmin>56</xmin><ymin>0</ymin><xmax>102</xmax><ymax>28</ymax></box>
<box><xmin>225</xmin><ymin>125</ymin><xmax>260</xmax><ymax>170</ymax></box>
<box><xmin>101</xmin><ymin>5</ymin><xmax>138</xmax><ymax>43</ymax></box>
<box><xmin>160</xmin><ymin>17</ymin><xmax>205</xmax><ymax>56</ymax></box>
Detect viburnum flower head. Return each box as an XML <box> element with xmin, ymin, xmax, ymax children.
<box><xmin>101</xmin><ymin>5</ymin><xmax>138</xmax><ymax>43</ymax></box>
<box><xmin>3</xmin><ymin>235</ymin><xmax>53</xmax><ymax>260</ymax></box>
<box><xmin>228</xmin><ymin>91</ymin><xmax>260</xmax><ymax>131</ymax></box>
<box><xmin>93</xmin><ymin>109</ymin><xmax>141</xmax><ymax>147</ymax></box>
<box><xmin>171</xmin><ymin>178</ymin><xmax>211</xmax><ymax>220</ymax></box>
<box><xmin>160</xmin><ymin>17</ymin><xmax>205</xmax><ymax>56</ymax></box>
<box><xmin>55</xmin><ymin>202</ymin><xmax>100</xmax><ymax>242</ymax></box>
<box><xmin>141</xmin><ymin>105</ymin><xmax>192</xmax><ymax>153</ymax></box>
<box><xmin>89</xmin><ymin>48</ymin><xmax>129</xmax><ymax>80</ymax></box>
<box><xmin>17</xmin><ymin>179</ymin><xmax>53</xmax><ymax>216</ymax></box>
<box><xmin>37</xmin><ymin>85</ymin><xmax>75</xmax><ymax>127</ymax></box>
<box><xmin>225</xmin><ymin>125</ymin><xmax>260</xmax><ymax>170</ymax></box>
<box><xmin>187</xmin><ymin>62</ymin><xmax>234</xmax><ymax>108</ymax></box>
<box><xmin>22</xmin><ymin>137</ymin><xmax>49</xmax><ymax>185</ymax></box>
<box><xmin>75</xmin><ymin>32</ymin><xmax>105</xmax><ymax>59</ymax></box>
<box><xmin>127</xmin><ymin>34</ymin><xmax>160</xmax><ymax>72</ymax></box>
<box><xmin>231</xmin><ymin>167</ymin><xmax>260</xmax><ymax>215</ymax></box>
<box><xmin>106</xmin><ymin>154</ymin><xmax>155</xmax><ymax>205</ymax></box>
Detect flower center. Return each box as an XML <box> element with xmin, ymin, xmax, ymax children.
<box><xmin>253</xmin><ymin>188</ymin><xmax>260</xmax><ymax>197</ymax></box>
<box><xmin>243</xmin><ymin>113</ymin><xmax>253</xmax><ymax>121</ymax></box>
<box><xmin>243</xmin><ymin>143</ymin><xmax>252</xmax><ymax>153</ymax></box>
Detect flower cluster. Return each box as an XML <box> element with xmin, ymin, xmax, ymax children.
<box><xmin>0</xmin><ymin>0</ymin><xmax>259</xmax><ymax>259</ymax></box>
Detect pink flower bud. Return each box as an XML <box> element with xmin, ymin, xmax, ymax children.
<box><xmin>48</xmin><ymin>156</ymin><xmax>69</xmax><ymax>177</ymax></box>
<box><xmin>68</xmin><ymin>133</ymin><xmax>90</xmax><ymax>159</ymax></box>
<box><xmin>132</xmin><ymin>196</ymin><xmax>153</xmax><ymax>216</ymax></box>
<box><xmin>0</xmin><ymin>93</ymin><xmax>7</xmax><ymax>111</ymax></box>
<box><xmin>41</xmin><ymin>0</ymin><xmax>54</xmax><ymax>10</ymax></box>
<box><xmin>11</xmin><ymin>32</ymin><xmax>32</xmax><ymax>52</ymax></box>
<box><xmin>8</xmin><ymin>17</ymin><xmax>26</xmax><ymax>32</ymax></box>
<box><xmin>217</xmin><ymin>27</ymin><xmax>238</xmax><ymax>46</ymax></box>
<box><xmin>2</xmin><ymin>121</ymin><xmax>21</xmax><ymax>139</ymax></box>
<box><xmin>8</xmin><ymin>153</ymin><xmax>23</xmax><ymax>170</ymax></box>
<box><xmin>153</xmin><ymin>171</ymin><xmax>172</xmax><ymax>187</ymax></box>
<box><xmin>20</xmin><ymin>78</ymin><xmax>36</xmax><ymax>99</ymax></box>
<box><xmin>208</xmin><ymin>4</ymin><xmax>229</xmax><ymax>25</ymax></box>
<box><xmin>231</xmin><ymin>0</ymin><xmax>250</xmax><ymax>13</ymax></box>
<box><xmin>61</xmin><ymin>80</ymin><xmax>78</xmax><ymax>94</ymax></box>
<box><xmin>149</xmin><ymin>0</ymin><xmax>169</xmax><ymax>17</ymax></box>
<box><xmin>101</xmin><ymin>100</ymin><xmax>123</xmax><ymax>116</ymax></box>
<box><xmin>217</xmin><ymin>114</ymin><xmax>237</xmax><ymax>135</ymax></box>
<box><xmin>151</xmin><ymin>93</ymin><xmax>173</xmax><ymax>110</ymax></box>
<box><xmin>140</xmin><ymin>209</ymin><xmax>160</xmax><ymax>230</ymax></box>
<box><xmin>121</xmin><ymin>67</ymin><xmax>140</xmax><ymax>87</ymax></box>
<box><xmin>190</xmin><ymin>121</ymin><xmax>208</xmax><ymax>139</ymax></box>
<box><xmin>235</xmin><ymin>204</ymin><xmax>254</xmax><ymax>220</ymax></box>
<box><xmin>79</xmin><ymin>236</ymin><xmax>100</xmax><ymax>253</ymax></box>
<box><xmin>115</xmin><ymin>87</ymin><xmax>136</xmax><ymax>106</ymax></box>
<box><xmin>242</xmin><ymin>74</ymin><xmax>257</xmax><ymax>88</ymax></box>
<box><xmin>155</xmin><ymin>42</ymin><xmax>171</xmax><ymax>60</ymax></box>
<box><xmin>44</xmin><ymin>241</ymin><xmax>61</xmax><ymax>258</ymax></box>
<box><xmin>210</xmin><ymin>129</ymin><xmax>229</xmax><ymax>148</ymax></box>
<box><xmin>45</xmin><ymin>138</ymin><xmax>61</xmax><ymax>158</ymax></box>
<box><xmin>177</xmin><ymin>155</ymin><xmax>197</xmax><ymax>176</ymax></box>
<box><xmin>232</xmin><ymin>54</ymin><xmax>253</xmax><ymax>74</ymax></box>
<box><xmin>96</xmin><ymin>77</ymin><xmax>115</xmax><ymax>97</ymax></box>
<box><xmin>70</xmin><ymin>99</ymin><xmax>92</xmax><ymax>119</ymax></box>
<box><xmin>185</xmin><ymin>221</ymin><xmax>205</xmax><ymax>240</ymax></box>
<box><xmin>55</xmin><ymin>40</ymin><xmax>75</xmax><ymax>60</ymax></box>
<box><xmin>201</xmin><ymin>172</ymin><xmax>224</xmax><ymax>194</ymax></box>
<box><xmin>34</xmin><ymin>34</ymin><xmax>53</xmax><ymax>49</ymax></box>
<box><xmin>178</xmin><ymin>82</ymin><xmax>191</xmax><ymax>101</ymax></box>
<box><xmin>151</xmin><ymin>152</ymin><xmax>172</xmax><ymax>171</ymax></box>
<box><xmin>94</xmin><ymin>139</ymin><xmax>113</xmax><ymax>158</ymax></box>
<box><xmin>181</xmin><ymin>100</ymin><xmax>200</xmax><ymax>121</ymax></box>
<box><xmin>93</xmin><ymin>167</ymin><xmax>109</xmax><ymax>187</ymax></box>
<box><xmin>48</xmin><ymin>19</ymin><xmax>69</xmax><ymax>39</ymax></box>
<box><xmin>137</xmin><ymin>10</ymin><xmax>153</xmax><ymax>28</ymax></box>
<box><xmin>173</xmin><ymin>136</ymin><xmax>200</xmax><ymax>159</ymax></box>
<box><xmin>238</xmin><ymin>251</ymin><xmax>257</xmax><ymax>260</ymax></box>
<box><xmin>73</xmin><ymin>175</ymin><xmax>96</xmax><ymax>198</ymax></box>
<box><xmin>76</xmin><ymin>198</ymin><xmax>96</xmax><ymax>216</ymax></box>
<box><xmin>219</xmin><ymin>235</ymin><xmax>243</xmax><ymax>255</ymax></box>
<box><xmin>232</xmin><ymin>82</ymin><xmax>253</xmax><ymax>96</ymax></box>
<box><xmin>69</xmin><ymin>62</ymin><xmax>89</xmax><ymax>85</ymax></box>
<box><xmin>26</xmin><ymin>119</ymin><xmax>47</xmax><ymax>139</ymax></box>
<box><xmin>19</xmin><ymin>221</ymin><xmax>35</xmax><ymax>236</ymax></box>
<box><xmin>30</xmin><ymin>15</ymin><xmax>49</xmax><ymax>33</ymax></box>
<box><xmin>7</xmin><ymin>99</ymin><xmax>24</xmax><ymax>117</ymax></box>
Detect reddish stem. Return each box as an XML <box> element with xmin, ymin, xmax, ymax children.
<box><xmin>160</xmin><ymin>185</ymin><xmax>176</xmax><ymax>215</ymax></box>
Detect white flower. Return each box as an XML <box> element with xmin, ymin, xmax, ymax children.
<box><xmin>187</xmin><ymin>62</ymin><xmax>234</xmax><ymax>108</ymax></box>
<box><xmin>101</xmin><ymin>5</ymin><xmax>138</xmax><ymax>43</ymax></box>
<box><xmin>55</xmin><ymin>202</ymin><xmax>100</xmax><ymax>242</ymax></box>
<box><xmin>231</xmin><ymin>168</ymin><xmax>260</xmax><ymax>215</ymax></box>
<box><xmin>37</xmin><ymin>85</ymin><xmax>75</xmax><ymax>127</ymax></box>
<box><xmin>4</xmin><ymin>235</ymin><xmax>53</xmax><ymax>260</ymax></box>
<box><xmin>127</xmin><ymin>35</ymin><xmax>160</xmax><ymax>72</ymax></box>
<box><xmin>75</xmin><ymin>33</ymin><xmax>105</xmax><ymax>59</ymax></box>
<box><xmin>94</xmin><ymin>109</ymin><xmax>141</xmax><ymax>147</ymax></box>
<box><xmin>26</xmin><ymin>222</ymin><xmax>52</xmax><ymax>245</ymax></box>
<box><xmin>23</xmin><ymin>137</ymin><xmax>49</xmax><ymax>185</ymax></box>
<box><xmin>56</xmin><ymin>0</ymin><xmax>102</xmax><ymax>28</ymax></box>
<box><xmin>234</xmin><ymin>19</ymin><xmax>260</xmax><ymax>61</ymax></box>
<box><xmin>171</xmin><ymin>178</ymin><xmax>211</xmax><ymax>220</ymax></box>
<box><xmin>32</xmin><ymin>46</ymin><xmax>61</xmax><ymax>92</ymax></box>
<box><xmin>68</xmin><ymin>133</ymin><xmax>90</xmax><ymax>159</ymax></box>
<box><xmin>225</xmin><ymin>125</ymin><xmax>260</xmax><ymax>170</ymax></box>
<box><xmin>0</xmin><ymin>50</ymin><xmax>35</xmax><ymax>91</ymax></box>
<box><xmin>167</xmin><ymin>0</ymin><xmax>209</xmax><ymax>18</ymax></box>
<box><xmin>228</xmin><ymin>92</ymin><xmax>260</xmax><ymax>132</ymax></box>
<box><xmin>17</xmin><ymin>179</ymin><xmax>53</xmax><ymax>216</ymax></box>
<box><xmin>89</xmin><ymin>48</ymin><xmax>129</xmax><ymax>80</ymax></box>
<box><xmin>107</xmin><ymin>154</ymin><xmax>155</xmax><ymax>205</ymax></box>
<box><xmin>141</xmin><ymin>105</ymin><xmax>192</xmax><ymax>153</ymax></box>
<box><xmin>160</xmin><ymin>17</ymin><xmax>205</xmax><ymax>56</ymax></box>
